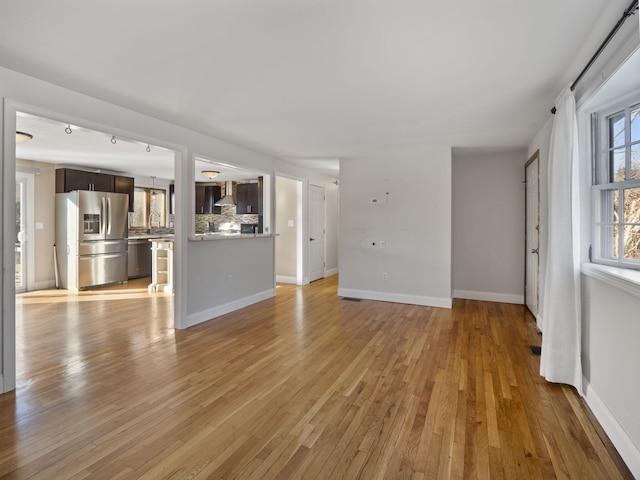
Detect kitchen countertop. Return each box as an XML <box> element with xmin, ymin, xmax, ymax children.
<box><xmin>128</xmin><ymin>234</ymin><xmax>175</xmax><ymax>241</ymax></box>
<box><xmin>190</xmin><ymin>232</ymin><xmax>273</xmax><ymax>241</ymax></box>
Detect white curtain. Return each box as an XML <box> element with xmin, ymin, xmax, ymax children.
<box><xmin>540</xmin><ymin>86</ymin><xmax>582</xmax><ymax>393</ymax></box>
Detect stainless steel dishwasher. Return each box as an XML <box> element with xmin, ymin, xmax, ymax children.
<box><xmin>127</xmin><ymin>239</ymin><xmax>152</xmax><ymax>278</ymax></box>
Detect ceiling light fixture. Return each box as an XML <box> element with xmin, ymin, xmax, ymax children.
<box><xmin>65</xmin><ymin>124</ymin><xmax>72</xmax><ymax>134</ymax></box>
<box><xmin>111</xmin><ymin>135</ymin><xmax>117</xmax><ymax>144</ymax></box>
<box><xmin>202</xmin><ymin>170</ymin><xmax>220</xmax><ymax>180</ymax></box>
<box><xmin>146</xmin><ymin>144</ymin><xmax>151</xmax><ymax>152</ymax></box>
<box><xmin>15</xmin><ymin>131</ymin><xmax>33</xmax><ymax>144</ymax></box>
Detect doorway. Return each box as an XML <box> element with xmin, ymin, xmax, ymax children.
<box><xmin>275</xmin><ymin>176</ymin><xmax>303</xmax><ymax>285</ymax></box>
<box><xmin>525</xmin><ymin>150</ymin><xmax>540</xmax><ymax>318</ymax></box>
<box><xmin>309</xmin><ymin>184</ymin><xmax>326</xmax><ymax>282</ymax></box>
<box><xmin>5</xmin><ymin>105</ymin><xmax>179</xmax><ymax>394</ymax></box>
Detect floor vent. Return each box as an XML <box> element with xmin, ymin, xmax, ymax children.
<box><xmin>342</xmin><ymin>297</ymin><xmax>361</xmax><ymax>302</ymax></box>
<box><xmin>529</xmin><ymin>345</ymin><xmax>542</xmax><ymax>356</ymax></box>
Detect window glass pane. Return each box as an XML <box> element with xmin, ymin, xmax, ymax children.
<box><xmin>609</xmin><ymin>112</ymin><xmax>625</xmax><ymax>148</ymax></box>
<box><xmin>623</xmin><ymin>187</ymin><xmax>640</xmax><ymax>223</ymax></box>
<box><xmin>631</xmin><ymin>143</ymin><xmax>640</xmax><ymax>179</ymax></box>
<box><xmin>610</xmin><ymin>148</ymin><xmax>626</xmax><ymax>182</ymax></box>
<box><xmin>149</xmin><ymin>190</ymin><xmax>166</xmax><ymax>227</ymax></box>
<box><xmin>623</xmin><ymin>225</ymin><xmax>640</xmax><ymax>260</ymax></box>
<box><xmin>132</xmin><ymin>188</ymin><xmax>148</xmax><ymax>227</ymax></box>
<box><xmin>631</xmin><ymin>107</ymin><xmax>640</xmax><ymax>143</ymax></box>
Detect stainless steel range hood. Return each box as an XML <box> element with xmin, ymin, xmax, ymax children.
<box><xmin>214</xmin><ymin>181</ymin><xmax>235</xmax><ymax>206</ymax></box>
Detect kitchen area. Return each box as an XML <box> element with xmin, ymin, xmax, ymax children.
<box><xmin>15</xmin><ymin>112</ymin><xmax>268</xmax><ymax>296</ymax></box>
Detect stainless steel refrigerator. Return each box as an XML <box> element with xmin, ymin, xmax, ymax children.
<box><xmin>56</xmin><ymin>190</ymin><xmax>129</xmax><ymax>290</ymax></box>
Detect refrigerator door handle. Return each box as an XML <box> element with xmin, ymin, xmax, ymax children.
<box><xmin>101</xmin><ymin>195</ymin><xmax>107</xmax><ymax>235</ymax></box>
<box><xmin>106</xmin><ymin>196</ymin><xmax>111</xmax><ymax>235</ymax></box>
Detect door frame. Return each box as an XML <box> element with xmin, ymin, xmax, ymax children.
<box><xmin>274</xmin><ymin>173</ymin><xmax>304</xmax><ymax>285</ymax></box>
<box><xmin>524</xmin><ymin>150</ymin><xmax>540</xmax><ymax>318</ymax></box>
<box><xmin>3</xmin><ymin>99</ymin><xmax>183</xmax><ymax>393</ymax></box>
<box><xmin>309</xmin><ymin>183</ymin><xmax>326</xmax><ymax>283</ymax></box>
<box><xmin>15</xmin><ymin>169</ymin><xmax>36</xmax><ymax>292</ymax></box>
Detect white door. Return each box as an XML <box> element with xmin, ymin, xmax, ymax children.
<box><xmin>525</xmin><ymin>152</ymin><xmax>540</xmax><ymax>317</ymax></box>
<box><xmin>309</xmin><ymin>184</ymin><xmax>325</xmax><ymax>282</ymax></box>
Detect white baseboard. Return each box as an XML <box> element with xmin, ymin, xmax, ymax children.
<box><xmin>583</xmin><ymin>377</ymin><xmax>640</xmax><ymax>478</ymax></box>
<box><xmin>453</xmin><ymin>289</ymin><xmax>524</xmax><ymax>305</ymax></box>
<box><xmin>185</xmin><ymin>289</ymin><xmax>276</xmax><ymax>328</ymax></box>
<box><xmin>276</xmin><ymin>275</ymin><xmax>297</xmax><ymax>284</ymax></box>
<box><xmin>325</xmin><ymin>268</ymin><xmax>338</xmax><ymax>277</ymax></box>
<box><xmin>337</xmin><ymin>288</ymin><xmax>452</xmax><ymax>309</ymax></box>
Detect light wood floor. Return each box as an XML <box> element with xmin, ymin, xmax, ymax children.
<box><xmin>3</xmin><ymin>276</ymin><xmax>632</xmax><ymax>479</ymax></box>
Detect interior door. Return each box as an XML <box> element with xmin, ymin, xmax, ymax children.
<box><xmin>309</xmin><ymin>184</ymin><xmax>325</xmax><ymax>282</ymax></box>
<box><xmin>525</xmin><ymin>151</ymin><xmax>540</xmax><ymax>318</ymax></box>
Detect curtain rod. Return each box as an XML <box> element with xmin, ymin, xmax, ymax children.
<box><xmin>551</xmin><ymin>0</ymin><xmax>639</xmax><ymax>114</ymax></box>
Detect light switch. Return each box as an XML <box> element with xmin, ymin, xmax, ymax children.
<box><xmin>287</xmin><ymin>220</ymin><xmax>294</xmax><ymax>227</ymax></box>
<box><xmin>35</xmin><ymin>222</ymin><xmax>44</xmax><ymax>230</ymax></box>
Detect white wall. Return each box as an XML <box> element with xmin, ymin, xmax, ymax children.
<box><xmin>582</xmin><ymin>276</ymin><xmax>640</xmax><ymax>467</ymax></box>
<box><xmin>338</xmin><ymin>150</ymin><xmax>452</xmax><ymax>308</ymax></box>
<box><xmin>452</xmin><ymin>150</ymin><xmax>526</xmax><ymax>304</ymax></box>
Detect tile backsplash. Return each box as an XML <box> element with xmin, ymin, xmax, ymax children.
<box><xmin>195</xmin><ymin>205</ymin><xmax>259</xmax><ymax>233</ymax></box>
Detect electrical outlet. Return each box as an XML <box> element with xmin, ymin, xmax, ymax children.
<box><xmin>380</xmin><ymin>240</ymin><xmax>385</xmax><ymax>249</ymax></box>
<box><xmin>382</xmin><ymin>272</ymin><xmax>388</xmax><ymax>281</ymax></box>
<box><xmin>227</xmin><ymin>274</ymin><xmax>233</xmax><ymax>285</ymax></box>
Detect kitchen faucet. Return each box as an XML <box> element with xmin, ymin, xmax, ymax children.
<box><xmin>149</xmin><ymin>211</ymin><xmax>161</xmax><ymax>233</ymax></box>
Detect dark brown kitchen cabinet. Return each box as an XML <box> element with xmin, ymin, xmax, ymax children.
<box><xmin>195</xmin><ymin>184</ymin><xmax>221</xmax><ymax>214</ymax></box>
<box><xmin>56</xmin><ymin>168</ymin><xmax>115</xmax><ymax>193</ymax></box>
<box><xmin>236</xmin><ymin>182</ymin><xmax>260</xmax><ymax>214</ymax></box>
<box><xmin>114</xmin><ymin>175</ymin><xmax>135</xmax><ymax>212</ymax></box>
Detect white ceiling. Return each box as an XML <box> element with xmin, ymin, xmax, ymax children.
<box><xmin>15</xmin><ymin>113</ymin><xmax>259</xmax><ymax>182</ymax></box>
<box><xmin>0</xmin><ymin>1</ymin><xmax>631</xmax><ymax>170</ymax></box>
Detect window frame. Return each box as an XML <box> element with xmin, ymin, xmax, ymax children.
<box><xmin>591</xmin><ymin>97</ymin><xmax>640</xmax><ymax>270</ymax></box>
<box><xmin>131</xmin><ymin>186</ymin><xmax>166</xmax><ymax>229</ymax></box>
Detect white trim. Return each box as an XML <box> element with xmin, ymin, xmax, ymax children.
<box><xmin>583</xmin><ymin>377</ymin><xmax>640</xmax><ymax>479</ymax></box>
<box><xmin>184</xmin><ymin>288</ymin><xmax>275</xmax><ymax>328</ymax></box>
<box><xmin>582</xmin><ymin>262</ymin><xmax>640</xmax><ymax>300</ymax></box>
<box><xmin>453</xmin><ymin>289</ymin><xmax>524</xmax><ymax>305</ymax></box>
<box><xmin>325</xmin><ymin>267</ymin><xmax>338</xmax><ymax>277</ymax></box>
<box><xmin>337</xmin><ymin>288</ymin><xmax>452</xmax><ymax>309</ymax></box>
<box><xmin>276</xmin><ymin>275</ymin><xmax>297</xmax><ymax>284</ymax></box>
<box><xmin>16</xmin><ymin>170</ymin><xmax>35</xmax><ymax>292</ymax></box>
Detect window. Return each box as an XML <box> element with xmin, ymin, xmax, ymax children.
<box><xmin>592</xmin><ymin>102</ymin><xmax>640</xmax><ymax>268</ymax></box>
<box><xmin>131</xmin><ymin>187</ymin><xmax>166</xmax><ymax>228</ymax></box>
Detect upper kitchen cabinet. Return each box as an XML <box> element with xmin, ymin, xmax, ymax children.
<box><xmin>114</xmin><ymin>175</ymin><xmax>135</xmax><ymax>212</ymax></box>
<box><xmin>56</xmin><ymin>168</ymin><xmax>115</xmax><ymax>193</ymax></box>
<box><xmin>236</xmin><ymin>180</ymin><xmax>261</xmax><ymax>215</ymax></box>
<box><xmin>56</xmin><ymin>168</ymin><xmax>135</xmax><ymax>211</ymax></box>
<box><xmin>195</xmin><ymin>184</ymin><xmax>221</xmax><ymax>214</ymax></box>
